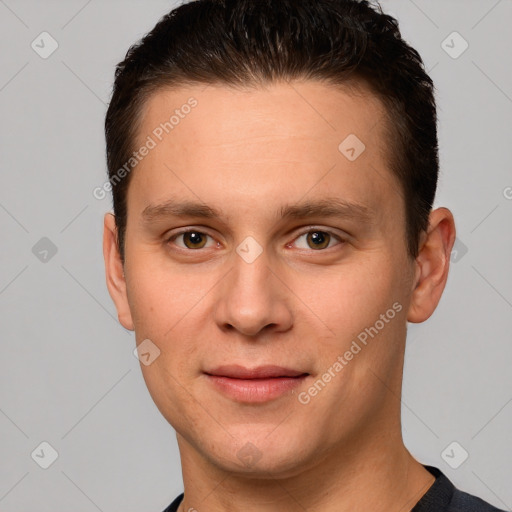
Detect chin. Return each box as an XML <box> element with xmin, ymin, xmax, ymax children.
<box><xmin>199</xmin><ymin>431</ymin><xmax>318</xmax><ymax>479</ymax></box>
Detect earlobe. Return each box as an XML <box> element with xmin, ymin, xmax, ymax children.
<box><xmin>103</xmin><ymin>213</ymin><xmax>135</xmax><ymax>331</ymax></box>
<box><xmin>407</xmin><ymin>207</ymin><xmax>456</xmax><ymax>323</ymax></box>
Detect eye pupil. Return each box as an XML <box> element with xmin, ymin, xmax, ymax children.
<box><xmin>175</xmin><ymin>230</ymin><xmax>337</xmax><ymax>251</ymax></box>
<box><xmin>184</xmin><ymin>231</ymin><xmax>206</xmax><ymax>249</ymax></box>
<box><xmin>307</xmin><ymin>231</ymin><xmax>330</xmax><ymax>250</ymax></box>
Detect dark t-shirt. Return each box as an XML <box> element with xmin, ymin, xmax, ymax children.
<box><xmin>162</xmin><ymin>465</ymin><xmax>506</xmax><ymax>511</ymax></box>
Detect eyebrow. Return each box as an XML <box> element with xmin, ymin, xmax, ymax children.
<box><xmin>140</xmin><ymin>197</ymin><xmax>375</xmax><ymax>225</ymax></box>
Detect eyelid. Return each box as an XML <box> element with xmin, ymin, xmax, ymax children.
<box><xmin>166</xmin><ymin>227</ymin><xmax>217</xmax><ymax>249</ymax></box>
<box><xmin>165</xmin><ymin>225</ymin><xmax>348</xmax><ymax>251</ymax></box>
<box><xmin>290</xmin><ymin>226</ymin><xmax>348</xmax><ymax>250</ymax></box>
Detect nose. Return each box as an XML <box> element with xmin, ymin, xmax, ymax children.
<box><xmin>212</xmin><ymin>245</ymin><xmax>294</xmax><ymax>338</ymax></box>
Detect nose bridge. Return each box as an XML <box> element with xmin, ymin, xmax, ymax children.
<box><xmin>214</xmin><ymin>238</ymin><xmax>292</xmax><ymax>336</ymax></box>
<box><xmin>231</xmin><ymin>244</ymin><xmax>271</xmax><ymax>301</ymax></box>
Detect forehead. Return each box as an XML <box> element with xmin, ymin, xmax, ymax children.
<box><xmin>137</xmin><ymin>80</ymin><xmax>387</xmax><ymax>153</ymax></box>
<box><xmin>129</xmin><ymin>80</ymin><xmax>401</xmax><ymax>224</ymax></box>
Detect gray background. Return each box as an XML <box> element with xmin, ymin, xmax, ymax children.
<box><xmin>1</xmin><ymin>0</ymin><xmax>511</xmax><ymax>510</ymax></box>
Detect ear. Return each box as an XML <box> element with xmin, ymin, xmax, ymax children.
<box><xmin>103</xmin><ymin>212</ymin><xmax>134</xmax><ymax>331</ymax></box>
<box><xmin>407</xmin><ymin>207</ymin><xmax>456</xmax><ymax>323</ymax></box>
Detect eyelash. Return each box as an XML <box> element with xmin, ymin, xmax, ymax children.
<box><xmin>165</xmin><ymin>227</ymin><xmax>347</xmax><ymax>252</ymax></box>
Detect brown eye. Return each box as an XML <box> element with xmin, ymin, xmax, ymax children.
<box><xmin>169</xmin><ymin>230</ymin><xmax>214</xmax><ymax>250</ymax></box>
<box><xmin>306</xmin><ymin>231</ymin><xmax>331</xmax><ymax>250</ymax></box>
<box><xmin>182</xmin><ymin>231</ymin><xmax>208</xmax><ymax>249</ymax></box>
<box><xmin>291</xmin><ymin>229</ymin><xmax>345</xmax><ymax>251</ymax></box>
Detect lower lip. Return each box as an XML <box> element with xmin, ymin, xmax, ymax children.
<box><xmin>205</xmin><ymin>374</ymin><xmax>308</xmax><ymax>403</ymax></box>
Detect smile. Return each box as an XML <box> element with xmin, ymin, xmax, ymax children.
<box><xmin>204</xmin><ymin>365</ymin><xmax>309</xmax><ymax>403</ymax></box>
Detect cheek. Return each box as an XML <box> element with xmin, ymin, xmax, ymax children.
<box><xmin>124</xmin><ymin>256</ymin><xmax>198</xmax><ymax>337</ymax></box>
<box><xmin>303</xmin><ymin>258</ymin><xmax>409</xmax><ymax>389</ymax></box>
<box><xmin>125</xmin><ymin>258</ymin><xmax>211</xmax><ymax>380</ymax></box>
<box><xmin>298</xmin><ymin>256</ymin><xmax>402</xmax><ymax>339</ymax></box>
<box><xmin>127</xmin><ymin>263</ymin><xmax>204</xmax><ymax>421</ymax></box>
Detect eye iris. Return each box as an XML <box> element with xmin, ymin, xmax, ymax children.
<box><xmin>179</xmin><ymin>231</ymin><xmax>333</xmax><ymax>250</ymax></box>
<box><xmin>307</xmin><ymin>231</ymin><xmax>330</xmax><ymax>250</ymax></box>
<box><xmin>183</xmin><ymin>231</ymin><xmax>207</xmax><ymax>249</ymax></box>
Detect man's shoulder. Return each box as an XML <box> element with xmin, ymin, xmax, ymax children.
<box><xmin>413</xmin><ymin>465</ymin><xmax>506</xmax><ymax>512</ymax></box>
<box><xmin>161</xmin><ymin>466</ymin><xmax>507</xmax><ymax>512</ymax></box>
<box><xmin>449</xmin><ymin>487</ymin><xmax>506</xmax><ymax>512</ymax></box>
<box><xmin>161</xmin><ymin>492</ymin><xmax>183</xmax><ymax>512</ymax></box>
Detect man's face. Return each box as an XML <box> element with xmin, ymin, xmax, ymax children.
<box><xmin>112</xmin><ymin>81</ymin><xmax>418</xmax><ymax>475</ymax></box>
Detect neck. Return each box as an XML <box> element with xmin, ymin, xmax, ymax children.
<box><xmin>176</xmin><ymin>428</ymin><xmax>435</xmax><ymax>512</ymax></box>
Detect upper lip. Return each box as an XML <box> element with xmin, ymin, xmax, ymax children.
<box><xmin>205</xmin><ymin>365</ymin><xmax>308</xmax><ymax>379</ymax></box>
